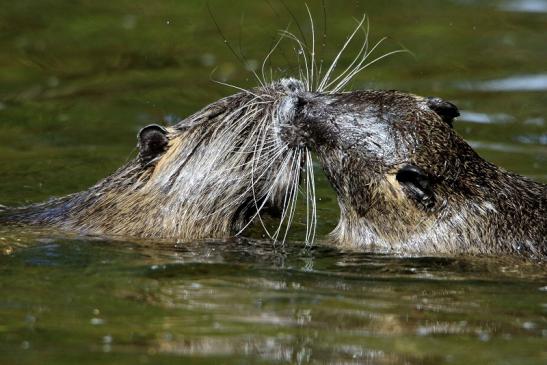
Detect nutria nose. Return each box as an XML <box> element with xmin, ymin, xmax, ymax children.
<box><xmin>280</xmin><ymin>78</ymin><xmax>306</xmax><ymax>94</ymax></box>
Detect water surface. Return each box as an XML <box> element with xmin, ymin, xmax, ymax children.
<box><xmin>0</xmin><ymin>1</ymin><xmax>545</xmax><ymax>364</ymax></box>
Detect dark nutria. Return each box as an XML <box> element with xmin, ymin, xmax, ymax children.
<box><xmin>280</xmin><ymin>89</ymin><xmax>546</xmax><ymax>260</ymax></box>
<box><xmin>0</xmin><ymin>79</ymin><xmax>316</xmax><ymax>242</ymax></box>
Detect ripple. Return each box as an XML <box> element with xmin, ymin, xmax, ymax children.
<box><xmin>499</xmin><ymin>0</ymin><xmax>547</xmax><ymax>13</ymax></box>
<box><xmin>459</xmin><ymin>111</ymin><xmax>514</xmax><ymax>124</ymax></box>
<box><xmin>468</xmin><ymin>140</ymin><xmax>537</xmax><ymax>153</ymax></box>
<box><xmin>513</xmin><ymin>134</ymin><xmax>547</xmax><ymax>145</ymax></box>
<box><xmin>457</xmin><ymin>74</ymin><xmax>547</xmax><ymax>92</ymax></box>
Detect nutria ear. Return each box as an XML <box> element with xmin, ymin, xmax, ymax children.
<box><xmin>138</xmin><ymin>124</ymin><xmax>168</xmax><ymax>164</ymax></box>
<box><xmin>396</xmin><ymin>165</ymin><xmax>435</xmax><ymax>210</ymax></box>
<box><xmin>426</xmin><ymin>97</ymin><xmax>460</xmax><ymax>127</ymax></box>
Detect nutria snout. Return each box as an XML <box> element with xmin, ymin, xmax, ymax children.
<box><xmin>280</xmin><ymin>89</ymin><xmax>546</xmax><ymax>259</ymax></box>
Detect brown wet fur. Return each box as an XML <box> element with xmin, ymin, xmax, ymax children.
<box><xmin>0</xmin><ymin>80</ymin><xmax>306</xmax><ymax>241</ymax></box>
<box><xmin>284</xmin><ymin>89</ymin><xmax>546</xmax><ymax>260</ymax></box>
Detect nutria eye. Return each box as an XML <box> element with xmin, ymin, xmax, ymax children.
<box><xmin>138</xmin><ymin>124</ymin><xmax>169</xmax><ymax>165</ymax></box>
<box><xmin>396</xmin><ymin>165</ymin><xmax>435</xmax><ymax>210</ymax></box>
<box><xmin>426</xmin><ymin>97</ymin><xmax>460</xmax><ymax>127</ymax></box>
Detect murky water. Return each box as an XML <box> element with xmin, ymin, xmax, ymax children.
<box><xmin>0</xmin><ymin>1</ymin><xmax>545</xmax><ymax>364</ymax></box>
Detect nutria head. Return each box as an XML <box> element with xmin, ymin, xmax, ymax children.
<box><xmin>279</xmin><ymin>89</ymin><xmax>546</xmax><ymax>258</ymax></box>
<box><xmin>4</xmin><ymin>78</ymin><xmax>318</xmax><ymax>242</ymax></box>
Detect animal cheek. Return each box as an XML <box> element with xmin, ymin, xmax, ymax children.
<box><xmin>383</xmin><ymin>174</ymin><xmax>408</xmax><ymax>201</ymax></box>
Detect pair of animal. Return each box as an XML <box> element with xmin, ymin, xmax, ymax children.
<box><xmin>1</xmin><ymin>78</ymin><xmax>545</xmax><ymax>261</ymax></box>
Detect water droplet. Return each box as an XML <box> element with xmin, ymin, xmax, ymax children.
<box><xmin>47</xmin><ymin>76</ymin><xmax>59</xmax><ymax>88</ymax></box>
<box><xmin>102</xmin><ymin>344</ymin><xmax>112</xmax><ymax>353</ymax></box>
<box><xmin>478</xmin><ymin>331</ymin><xmax>490</xmax><ymax>342</ymax></box>
<box><xmin>90</xmin><ymin>318</ymin><xmax>105</xmax><ymax>325</ymax></box>
<box><xmin>122</xmin><ymin>15</ymin><xmax>137</xmax><ymax>30</ymax></box>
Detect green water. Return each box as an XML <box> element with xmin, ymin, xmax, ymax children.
<box><xmin>0</xmin><ymin>1</ymin><xmax>545</xmax><ymax>364</ymax></box>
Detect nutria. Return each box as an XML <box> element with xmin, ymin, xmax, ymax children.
<box><xmin>0</xmin><ymin>79</ymin><xmax>316</xmax><ymax>242</ymax></box>
<box><xmin>279</xmin><ymin>89</ymin><xmax>546</xmax><ymax>260</ymax></box>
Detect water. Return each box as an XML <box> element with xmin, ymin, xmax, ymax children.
<box><xmin>0</xmin><ymin>1</ymin><xmax>545</xmax><ymax>364</ymax></box>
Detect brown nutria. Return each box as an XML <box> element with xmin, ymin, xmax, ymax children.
<box><xmin>0</xmin><ymin>78</ymin><xmax>316</xmax><ymax>242</ymax></box>
<box><xmin>280</xmin><ymin>89</ymin><xmax>546</xmax><ymax>260</ymax></box>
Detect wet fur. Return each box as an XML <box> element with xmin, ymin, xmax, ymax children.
<box><xmin>286</xmin><ymin>90</ymin><xmax>546</xmax><ymax>260</ymax></box>
<box><xmin>1</xmin><ymin>81</ymin><xmax>309</xmax><ymax>240</ymax></box>
<box><xmin>0</xmin><ymin>12</ymin><xmax>396</xmax><ymax>244</ymax></box>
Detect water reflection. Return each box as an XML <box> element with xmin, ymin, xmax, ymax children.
<box><xmin>513</xmin><ymin>133</ymin><xmax>547</xmax><ymax>145</ymax></box>
<box><xmin>1</xmin><ymin>233</ymin><xmax>546</xmax><ymax>364</ymax></box>
<box><xmin>0</xmin><ymin>1</ymin><xmax>546</xmax><ymax>364</ymax></box>
<box><xmin>499</xmin><ymin>0</ymin><xmax>547</xmax><ymax>13</ymax></box>
<box><xmin>457</xmin><ymin>74</ymin><xmax>547</xmax><ymax>92</ymax></box>
<box><xmin>468</xmin><ymin>140</ymin><xmax>544</xmax><ymax>153</ymax></box>
<box><xmin>459</xmin><ymin>110</ymin><xmax>514</xmax><ymax>124</ymax></box>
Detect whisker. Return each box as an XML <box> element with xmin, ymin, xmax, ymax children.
<box><xmin>207</xmin><ymin>2</ymin><xmax>265</xmax><ymax>87</ymax></box>
<box><xmin>211</xmin><ymin>79</ymin><xmax>261</xmax><ymax>98</ymax></box>
<box><xmin>306</xmin><ymin>149</ymin><xmax>317</xmax><ymax>245</ymax></box>
<box><xmin>272</xmin><ymin>150</ymin><xmax>300</xmax><ymax>242</ymax></box>
<box><xmin>322</xmin><ymin>16</ymin><xmax>370</xmax><ymax>92</ymax></box>
<box><xmin>305</xmin><ymin>4</ymin><xmax>316</xmax><ymax>91</ymax></box>
<box><xmin>318</xmin><ymin>13</ymin><xmax>366</xmax><ymax>92</ymax></box>
<box><xmin>235</xmin><ymin>146</ymin><xmax>292</xmax><ymax>236</ymax></box>
<box><xmin>279</xmin><ymin>30</ymin><xmax>310</xmax><ymax>90</ymax></box>
<box><xmin>281</xmin><ymin>149</ymin><xmax>302</xmax><ymax>244</ymax></box>
<box><xmin>332</xmin><ymin>49</ymin><xmax>409</xmax><ymax>93</ymax></box>
<box><xmin>261</xmin><ymin>30</ymin><xmax>287</xmax><ymax>88</ymax></box>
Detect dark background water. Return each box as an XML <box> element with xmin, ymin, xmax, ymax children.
<box><xmin>0</xmin><ymin>1</ymin><xmax>546</xmax><ymax>364</ymax></box>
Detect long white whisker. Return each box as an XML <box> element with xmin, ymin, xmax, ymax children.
<box><xmin>211</xmin><ymin>79</ymin><xmax>261</xmax><ymax>98</ymax></box>
<box><xmin>201</xmin><ymin>142</ymin><xmax>288</xmax><ymax>222</ymax></box>
<box><xmin>281</xmin><ymin>149</ymin><xmax>302</xmax><ymax>244</ymax></box>
<box><xmin>305</xmin><ymin>148</ymin><xmax>311</xmax><ymax>243</ymax></box>
<box><xmin>322</xmin><ymin>17</ymin><xmax>370</xmax><ymax>92</ymax></box>
<box><xmin>306</xmin><ymin>149</ymin><xmax>317</xmax><ymax>246</ymax></box>
<box><xmin>271</xmin><ymin>152</ymin><xmax>298</xmax><ymax>242</ymax></box>
<box><xmin>261</xmin><ymin>33</ymin><xmax>286</xmax><ymax>88</ymax></box>
<box><xmin>332</xmin><ymin>49</ymin><xmax>408</xmax><ymax>93</ymax></box>
<box><xmin>249</xmin><ymin>112</ymin><xmax>280</xmax><ymax>238</ymax></box>
<box><xmin>328</xmin><ymin>35</ymin><xmax>388</xmax><ymax>91</ymax></box>
<box><xmin>279</xmin><ymin>30</ymin><xmax>310</xmax><ymax>90</ymax></box>
<box><xmin>272</xmin><ymin>149</ymin><xmax>300</xmax><ymax>242</ymax></box>
<box><xmin>235</xmin><ymin>152</ymin><xmax>291</xmax><ymax>236</ymax></box>
<box><xmin>318</xmin><ymin>13</ymin><xmax>366</xmax><ymax>91</ymax></box>
<box><xmin>305</xmin><ymin>4</ymin><xmax>316</xmax><ymax>91</ymax></box>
